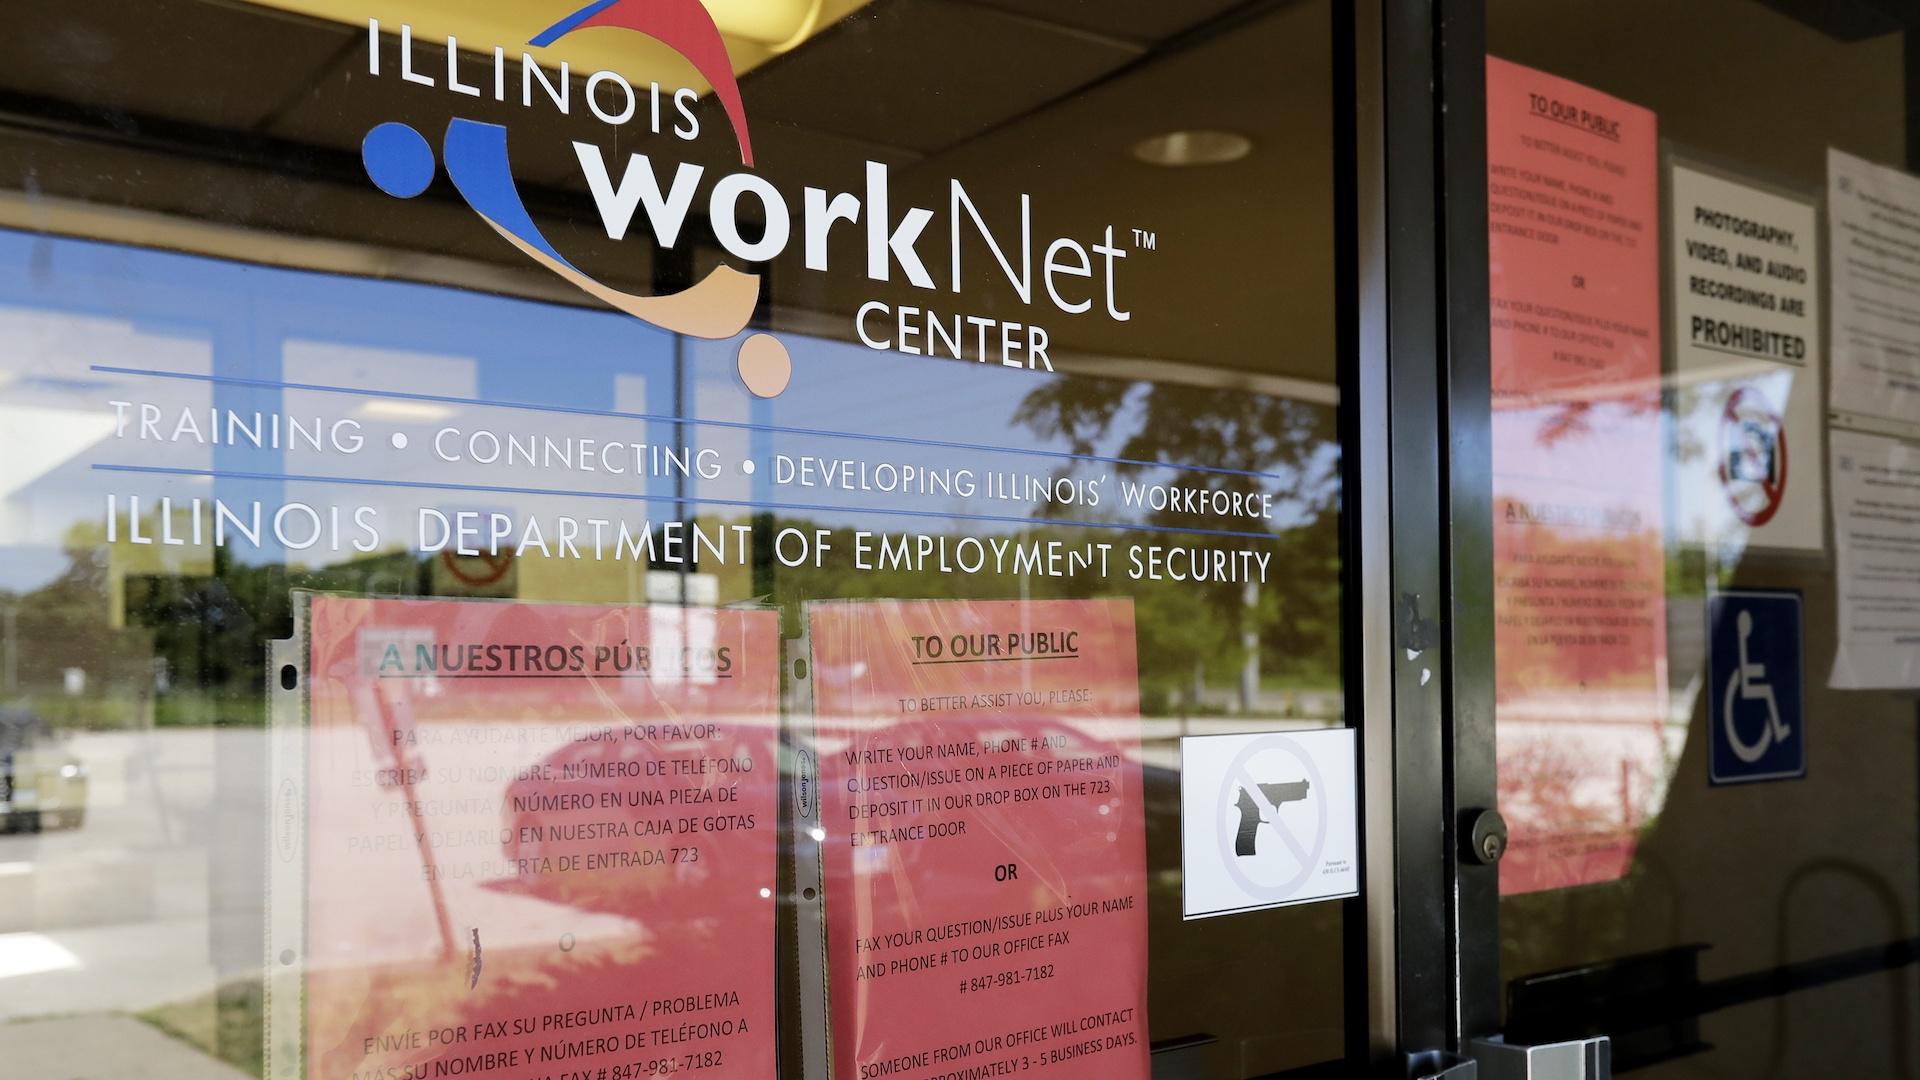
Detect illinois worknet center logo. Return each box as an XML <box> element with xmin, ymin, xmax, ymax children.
<box><xmin>359</xmin><ymin>1</ymin><xmax>1141</xmax><ymax>400</ymax></box>
<box><xmin>359</xmin><ymin>0</ymin><xmax>788</xmax><ymax>395</ymax></box>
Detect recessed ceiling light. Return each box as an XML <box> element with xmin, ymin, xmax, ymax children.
<box><xmin>1131</xmin><ymin>130</ymin><xmax>1254</xmax><ymax>167</ymax></box>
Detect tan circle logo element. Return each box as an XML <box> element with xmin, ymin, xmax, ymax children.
<box><xmin>736</xmin><ymin>333</ymin><xmax>793</xmax><ymax>399</ymax></box>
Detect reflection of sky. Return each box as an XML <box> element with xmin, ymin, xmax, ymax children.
<box><xmin>0</xmin><ymin>229</ymin><xmax>1327</xmax><ymax>589</ymax></box>
<box><xmin>1491</xmin><ymin>396</ymin><xmax>1665</xmax><ymax>529</ymax></box>
<box><xmin>1490</xmin><ymin>367</ymin><xmax>1812</xmax><ymax>894</ymax></box>
<box><xmin>689</xmin><ymin>334</ymin><xmax>1330</xmax><ymax>533</ymax></box>
<box><xmin>0</xmin><ymin>228</ymin><xmax>680</xmax><ymax>587</ymax></box>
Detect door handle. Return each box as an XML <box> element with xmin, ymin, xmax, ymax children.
<box><xmin>1407</xmin><ymin>1049</ymin><xmax>1477</xmax><ymax>1078</ymax></box>
<box><xmin>1468</xmin><ymin>1036</ymin><xmax>1610</xmax><ymax>1079</ymax></box>
<box><xmin>1407</xmin><ymin>1035</ymin><xmax>1610</xmax><ymax>1079</ymax></box>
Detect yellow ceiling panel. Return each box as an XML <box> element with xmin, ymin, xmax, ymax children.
<box><xmin>246</xmin><ymin>0</ymin><xmax>869</xmax><ymax>87</ymax></box>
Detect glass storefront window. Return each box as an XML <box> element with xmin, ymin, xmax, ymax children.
<box><xmin>0</xmin><ymin>3</ymin><xmax>1353</xmax><ymax>1078</ymax></box>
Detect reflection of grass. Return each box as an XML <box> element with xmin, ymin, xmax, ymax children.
<box><xmin>152</xmin><ymin>689</ymin><xmax>265</xmax><ymax>728</ymax></box>
<box><xmin>20</xmin><ymin>691</ymin><xmax>138</xmax><ymax>731</ymax></box>
<box><xmin>304</xmin><ymin>939</ymin><xmax>656</xmax><ymax>1076</ymax></box>
<box><xmin>1142</xmin><ymin>673</ymin><xmax>1341</xmax><ymax>719</ymax></box>
<box><xmin>138</xmin><ymin>981</ymin><xmax>263</xmax><ymax>1077</ymax></box>
<box><xmin>1257</xmin><ymin>674</ymin><xmax>1341</xmax><ymax>693</ymax></box>
<box><xmin>18</xmin><ymin>688</ymin><xmax>266</xmax><ymax>731</ymax></box>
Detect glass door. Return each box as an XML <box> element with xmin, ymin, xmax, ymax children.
<box><xmin>1442</xmin><ymin>0</ymin><xmax>1920</xmax><ymax>1074</ymax></box>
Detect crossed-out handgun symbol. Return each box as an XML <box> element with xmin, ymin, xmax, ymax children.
<box><xmin>1232</xmin><ymin>779</ymin><xmax>1311</xmax><ymax>858</ymax></box>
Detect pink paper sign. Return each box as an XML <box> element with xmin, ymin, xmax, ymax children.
<box><xmin>302</xmin><ymin>596</ymin><xmax>780</xmax><ymax>1079</ymax></box>
<box><xmin>811</xmin><ymin>598</ymin><xmax>1150</xmax><ymax>1079</ymax></box>
<box><xmin>1486</xmin><ymin>58</ymin><xmax>1672</xmax><ymax>896</ymax></box>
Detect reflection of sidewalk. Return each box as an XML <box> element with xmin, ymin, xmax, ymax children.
<box><xmin>3</xmin><ymin>1014</ymin><xmax>251</xmax><ymax>1079</ymax></box>
<box><xmin>0</xmin><ymin>917</ymin><xmax>224</xmax><ymax>1021</ymax></box>
<box><xmin>0</xmin><ymin>728</ymin><xmax>240</xmax><ymax>1024</ymax></box>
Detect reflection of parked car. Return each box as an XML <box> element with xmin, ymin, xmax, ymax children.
<box><xmin>0</xmin><ymin>709</ymin><xmax>88</xmax><ymax>831</ymax></box>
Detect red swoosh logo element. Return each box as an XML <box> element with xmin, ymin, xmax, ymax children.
<box><xmin>531</xmin><ymin>0</ymin><xmax>754</xmax><ymax>166</ymax></box>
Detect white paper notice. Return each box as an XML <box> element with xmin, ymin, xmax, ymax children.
<box><xmin>1179</xmin><ymin>729</ymin><xmax>1357</xmax><ymax>919</ymax></box>
<box><xmin>1828</xmin><ymin>148</ymin><xmax>1920</xmax><ymax>425</ymax></box>
<box><xmin>1669</xmin><ymin>160</ymin><xmax>1824</xmax><ymax>551</ymax></box>
<box><xmin>1829</xmin><ymin>428</ymin><xmax>1920</xmax><ymax>689</ymax></box>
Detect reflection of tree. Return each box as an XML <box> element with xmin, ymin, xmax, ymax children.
<box><xmin>1</xmin><ymin>521</ymin><xmax>156</xmax><ymax>724</ymax></box>
<box><xmin>1014</xmin><ymin>382</ymin><xmax>1337</xmax><ymax>513</ymax></box>
<box><xmin>1499</xmin><ymin>737</ymin><xmax>1594</xmax><ymax>832</ymax></box>
<box><xmin>4</xmin><ymin>514</ymin><xmax>421</xmax><ymax>728</ymax></box>
<box><xmin>1498</xmin><ymin>734</ymin><xmax>1662</xmax><ymax>894</ymax></box>
<box><xmin>1013</xmin><ymin>380</ymin><xmax>1342</xmax><ymax>710</ymax></box>
<box><xmin>1507</xmin><ymin>385</ymin><xmax>1661</xmax><ymax>452</ymax></box>
<box><xmin>1498</xmin><ymin>737</ymin><xmax>1643</xmax><ymax>837</ymax></box>
<box><xmin>1530</xmin><ymin>399</ymin><xmax>1597</xmax><ymax>449</ymax></box>
<box><xmin>129</xmin><ymin>545</ymin><xmax>422</xmax><ymax>726</ymax></box>
<box><xmin>1494</xmin><ymin>521</ymin><xmax>1666</xmax><ymax>695</ymax></box>
<box><xmin>2</xmin><ymin>523</ymin><xmax>128</xmax><ymax>691</ymax></box>
<box><xmin>1667</xmin><ymin>384</ymin><xmax>1708</xmax><ymax>467</ymax></box>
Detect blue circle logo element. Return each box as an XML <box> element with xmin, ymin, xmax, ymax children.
<box><xmin>362</xmin><ymin>122</ymin><xmax>435</xmax><ymax>198</ymax></box>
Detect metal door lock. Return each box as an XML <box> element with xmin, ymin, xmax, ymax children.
<box><xmin>1463</xmin><ymin>807</ymin><xmax>1508</xmax><ymax>865</ymax></box>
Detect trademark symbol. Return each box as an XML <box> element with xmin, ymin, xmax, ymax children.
<box><xmin>1131</xmin><ymin>228</ymin><xmax>1157</xmax><ymax>251</ymax></box>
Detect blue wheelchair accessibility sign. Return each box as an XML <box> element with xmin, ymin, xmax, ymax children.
<box><xmin>1707</xmin><ymin>590</ymin><xmax>1804</xmax><ymax>785</ymax></box>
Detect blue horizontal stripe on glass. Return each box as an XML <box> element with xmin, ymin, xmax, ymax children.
<box><xmin>90</xmin><ymin>463</ymin><xmax>1283</xmax><ymax>542</ymax></box>
<box><xmin>90</xmin><ymin>365</ymin><xmax>1294</xmax><ymax>482</ymax></box>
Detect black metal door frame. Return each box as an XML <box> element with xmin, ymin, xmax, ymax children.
<box><xmin>1343</xmin><ymin>0</ymin><xmax>1500</xmax><ymax>1072</ymax></box>
<box><xmin>1432</xmin><ymin>0</ymin><xmax>1500</xmax><ymax>1050</ymax></box>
